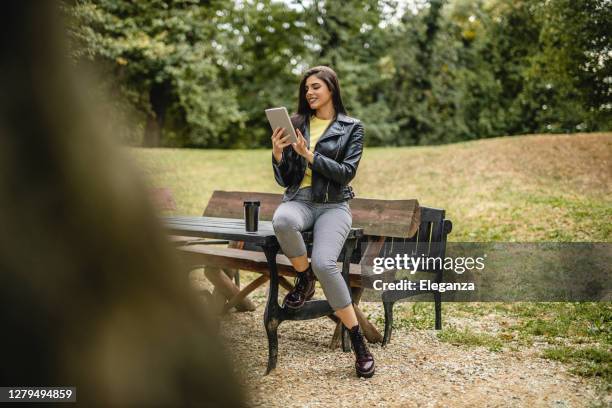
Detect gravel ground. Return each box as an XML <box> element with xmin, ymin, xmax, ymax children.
<box><xmin>191</xmin><ymin>272</ymin><xmax>609</xmax><ymax>407</ymax></box>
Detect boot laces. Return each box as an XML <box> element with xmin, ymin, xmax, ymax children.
<box><xmin>289</xmin><ymin>270</ymin><xmax>311</xmax><ymax>299</ymax></box>
<box><xmin>352</xmin><ymin>329</ymin><xmax>371</xmax><ymax>359</ymax></box>
<box><xmin>355</xmin><ymin>332</ymin><xmax>370</xmax><ymax>358</ymax></box>
<box><xmin>293</xmin><ymin>273</ymin><xmax>306</xmax><ymax>292</ymax></box>
<box><xmin>294</xmin><ymin>272</ymin><xmax>309</xmax><ymax>292</ymax></box>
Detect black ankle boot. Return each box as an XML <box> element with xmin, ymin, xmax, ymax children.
<box><xmin>348</xmin><ymin>324</ymin><xmax>375</xmax><ymax>378</ymax></box>
<box><xmin>283</xmin><ymin>265</ymin><xmax>315</xmax><ymax>309</ymax></box>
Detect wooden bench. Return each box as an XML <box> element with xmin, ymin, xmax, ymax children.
<box><xmin>377</xmin><ymin>206</ymin><xmax>453</xmax><ymax>344</ymax></box>
<box><xmin>178</xmin><ymin>191</ymin><xmax>451</xmax><ymax>349</ymax></box>
<box><xmin>150</xmin><ymin>187</ymin><xmax>229</xmax><ymax>245</ymax></box>
<box><xmin>149</xmin><ymin>187</ymin><xmax>250</xmax><ymax>310</ymax></box>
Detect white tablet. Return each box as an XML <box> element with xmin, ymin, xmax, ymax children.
<box><xmin>265</xmin><ymin>107</ymin><xmax>298</xmax><ymax>144</ymax></box>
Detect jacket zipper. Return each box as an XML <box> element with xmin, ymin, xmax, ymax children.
<box><xmin>325</xmin><ymin>133</ymin><xmax>343</xmax><ymax>203</ymax></box>
<box><xmin>311</xmin><ymin>117</ymin><xmax>334</xmax><ymax>203</ymax></box>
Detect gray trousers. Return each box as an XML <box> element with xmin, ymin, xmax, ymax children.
<box><xmin>272</xmin><ymin>187</ymin><xmax>353</xmax><ymax>310</ymax></box>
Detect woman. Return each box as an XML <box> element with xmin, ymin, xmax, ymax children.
<box><xmin>270</xmin><ymin>66</ymin><xmax>374</xmax><ymax>378</ymax></box>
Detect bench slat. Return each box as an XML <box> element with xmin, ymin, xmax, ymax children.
<box><xmin>203</xmin><ymin>190</ymin><xmax>420</xmax><ymax>238</ymax></box>
<box><xmin>178</xmin><ymin>244</ymin><xmax>363</xmax><ymax>287</ymax></box>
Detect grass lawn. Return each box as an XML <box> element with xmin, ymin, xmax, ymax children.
<box><xmin>131</xmin><ymin>132</ymin><xmax>611</xmax><ymax>385</ymax></box>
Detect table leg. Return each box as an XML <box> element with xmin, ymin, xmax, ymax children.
<box><xmin>262</xmin><ymin>242</ymin><xmax>280</xmax><ymax>375</ymax></box>
<box><xmin>382</xmin><ymin>300</ymin><xmax>394</xmax><ymax>346</ymax></box>
<box><xmin>435</xmin><ymin>268</ymin><xmax>443</xmax><ymax>330</ymax></box>
<box><xmin>222</xmin><ymin>274</ymin><xmax>269</xmax><ymax>314</ymax></box>
<box><xmin>204</xmin><ymin>266</ymin><xmax>256</xmax><ymax>312</ymax></box>
<box><xmin>341</xmin><ymin>237</ymin><xmax>357</xmax><ymax>353</ymax></box>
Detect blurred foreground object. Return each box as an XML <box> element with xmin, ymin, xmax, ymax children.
<box><xmin>0</xmin><ymin>2</ymin><xmax>245</xmax><ymax>406</ymax></box>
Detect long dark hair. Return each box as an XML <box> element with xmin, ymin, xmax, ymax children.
<box><xmin>290</xmin><ymin>66</ymin><xmax>347</xmax><ymax>130</ymax></box>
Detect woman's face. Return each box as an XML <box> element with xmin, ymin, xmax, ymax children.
<box><xmin>305</xmin><ymin>75</ymin><xmax>332</xmax><ymax>111</ymax></box>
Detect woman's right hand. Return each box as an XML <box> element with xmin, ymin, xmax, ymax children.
<box><xmin>271</xmin><ymin>127</ymin><xmax>292</xmax><ymax>163</ymax></box>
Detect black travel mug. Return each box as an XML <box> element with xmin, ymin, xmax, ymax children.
<box><xmin>244</xmin><ymin>201</ymin><xmax>260</xmax><ymax>232</ymax></box>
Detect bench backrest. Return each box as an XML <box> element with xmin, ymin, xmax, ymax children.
<box><xmin>203</xmin><ymin>190</ymin><xmax>421</xmax><ymax>238</ymax></box>
<box><xmin>203</xmin><ymin>191</ymin><xmax>452</xmax><ymax>267</ymax></box>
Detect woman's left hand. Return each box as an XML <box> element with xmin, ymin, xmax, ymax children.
<box><xmin>292</xmin><ymin>129</ymin><xmax>314</xmax><ymax>164</ymax></box>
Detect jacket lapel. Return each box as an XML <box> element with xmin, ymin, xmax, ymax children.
<box><xmin>319</xmin><ymin>121</ymin><xmax>344</xmax><ymax>142</ymax></box>
<box><xmin>303</xmin><ymin>113</ymin><xmax>349</xmax><ymax>147</ymax></box>
<box><xmin>315</xmin><ymin>116</ymin><xmax>344</xmax><ymax>144</ymax></box>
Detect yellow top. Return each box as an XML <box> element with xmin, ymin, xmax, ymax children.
<box><xmin>299</xmin><ymin>115</ymin><xmax>332</xmax><ymax>189</ymax></box>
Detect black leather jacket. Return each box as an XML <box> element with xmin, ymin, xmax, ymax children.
<box><xmin>272</xmin><ymin>112</ymin><xmax>364</xmax><ymax>203</ymax></box>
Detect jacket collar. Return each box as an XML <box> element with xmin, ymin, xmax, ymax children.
<box><xmin>305</xmin><ymin>112</ymin><xmax>353</xmax><ymax>145</ymax></box>
<box><xmin>336</xmin><ymin>113</ymin><xmax>356</xmax><ymax>124</ymax></box>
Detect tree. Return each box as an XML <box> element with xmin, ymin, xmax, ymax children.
<box><xmin>382</xmin><ymin>0</ymin><xmax>449</xmax><ymax>145</ymax></box>
<box><xmin>217</xmin><ymin>0</ymin><xmax>310</xmax><ymax>147</ymax></box>
<box><xmin>522</xmin><ymin>0</ymin><xmax>612</xmax><ymax>132</ymax></box>
<box><xmin>297</xmin><ymin>0</ymin><xmax>402</xmax><ymax>146</ymax></box>
<box><xmin>69</xmin><ymin>0</ymin><xmax>244</xmax><ymax>147</ymax></box>
<box><xmin>66</xmin><ymin>0</ymin><xmax>610</xmax><ymax>147</ymax></box>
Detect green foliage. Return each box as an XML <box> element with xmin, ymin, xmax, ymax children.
<box><xmin>521</xmin><ymin>0</ymin><xmax>612</xmax><ymax>133</ymax></box>
<box><xmin>68</xmin><ymin>0</ymin><xmax>244</xmax><ymax>146</ymax></box>
<box><xmin>309</xmin><ymin>0</ymin><xmax>402</xmax><ymax>146</ymax></box>
<box><xmin>219</xmin><ymin>0</ymin><xmax>312</xmax><ymax>147</ymax></box>
<box><xmin>67</xmin><ymin>0</ymin><xmax>611</xmax><ymax>147</ymax></box>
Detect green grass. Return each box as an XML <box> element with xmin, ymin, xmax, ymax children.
<box><xmin>391</xmin><ymin>301</ymin><xmax>611</xmax><ymax>381</ymax></box>
<box><xmin>508</xmin><ymin>303</ymin><xmax>611</xmax><ymax>343</ymax></box>
<box><xmin>132</xmin><ymin>132</ymin><xmax>612</xmax><ymax>384</ymax></box>
<box><xmin>376</xmin><ymin>303</ymin><xmax>437</xmax><ymax>331</ymax></box>
<box><xmin>437</xmin><ymin>326</ymin><xmax>504</xmax><ymax>352</ymax></box>
<box><xmin>542</xmin><ymin>346</ymin><xmax>611</xmax><ymax>383</ymax></box>
<box><xmin>132</xmin><ymin>133</ymin><xmax>612</xmax><ymax>241</ymax></box>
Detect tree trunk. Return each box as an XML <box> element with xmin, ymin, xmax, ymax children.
<box><xmin>143</xmin><ymin>113</ymin><xmax>161</xmax><ymax>147</ymax></box>
<box><xmin>142</xmin><ymin>81</ymin><xmax>170</xmax><ymax>147</ymax></box>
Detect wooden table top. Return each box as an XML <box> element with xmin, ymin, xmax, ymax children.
<box><xmin>164</xmin><ymin>215</ymin><xmax>277</xmax><ymax>245</ymax></box>
<box><xmin>163</xmin><ymin>215</ymin><xmax>363</xmax><ymax>246</ymax></box>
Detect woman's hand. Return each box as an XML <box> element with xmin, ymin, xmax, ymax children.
<box><xmin>271</xmin><ymin>127</ymin><xmax>292</xmax><ymax>163</ymax></box>
<box><xmin>292</xmin><ymin>129</ymin><xmax>314</xmax><ymax>164</ymax></box>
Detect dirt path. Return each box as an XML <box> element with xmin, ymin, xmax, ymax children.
<box><xmin>214</xmin><ymin>296</ymin><xmax>608</xmax><ymax>408</ymax></box>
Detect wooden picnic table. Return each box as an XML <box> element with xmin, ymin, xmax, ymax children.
<box><xmin>165</xmin><ymin>215</ymin><xmax>278</xmax><ymax>245</ymax></box>
<box><xmin>163</xmin><ymin>215</ymin><xmax>364</xmax><ymax>373</ymax></box>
